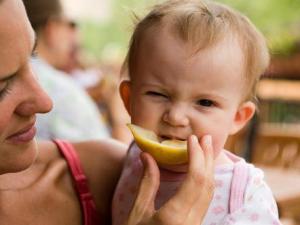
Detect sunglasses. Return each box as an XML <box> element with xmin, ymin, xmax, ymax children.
<box><xmin>53</xmin><ymin>16</ymin><xmax>78</xmax><ymax>29</ymax></box>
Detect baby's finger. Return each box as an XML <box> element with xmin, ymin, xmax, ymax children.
<box><xmin>127</xmin><ymin>153</ymin><xmax>160</xmax><ymax>224</ymax></box>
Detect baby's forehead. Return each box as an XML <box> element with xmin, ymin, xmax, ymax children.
<box><xmin>133</xmin><ymin>31</ymin><xmax>246</xmax><ymax>82</ymax></box>
<box><xmin>137</xmin><ymin>16</ymin><xmax>244</xmax><ymax>55</ymax></box>
<box><xmin>138</xmin><ymin>24</ymin><xmax>245</xmax><ymax>64</ymax></box>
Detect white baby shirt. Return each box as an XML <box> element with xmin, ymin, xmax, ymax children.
<box><xmin>112</xmin><ymin>143</ymin><xmax>282</xmax><ymax>225</ymax></box>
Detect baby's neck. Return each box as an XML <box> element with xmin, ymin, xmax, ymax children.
<box><xmin>214</xmin><ymin>150</ymin><xmax>234</xmax><ymax>166</ymax></box>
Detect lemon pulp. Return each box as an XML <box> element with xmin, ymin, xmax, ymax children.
<box><xmin>128</xmin><ymin>124</ymin><xmax>188</xmax><ymax>166</ymax></box>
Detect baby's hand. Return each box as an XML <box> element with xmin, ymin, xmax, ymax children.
<box><xmin>125</xmin><ymin>135</ymin><xmax>215</xmax><ymax>225</ymax></box>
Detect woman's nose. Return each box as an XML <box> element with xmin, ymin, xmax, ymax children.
<box><xmin>163</xmin><ymin>103</ymin><xmax>189</xmax><ymax>127</ymax></box>
<box><xmin>15</xmin><ymin>68</ymin><xmax>53</xmax><ymax>116</ymax></box>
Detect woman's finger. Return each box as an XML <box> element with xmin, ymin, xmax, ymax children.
<box><xmin>183</xmin><ymin>135</ymin><xmax>215</xmax><ymax>224</ymax></box>
<box><xmin>161</xmin><ymin>135</ymin><xmax>206</xmax><ymax>217</ymax></box>
<box><xmin>200</xmin><ymin>135</ymin><xmax>214</xmax><ymax>175</ymax></box>
<box><xmin>159</xmin><ymin>135</ymin><xmax>215</xmax><ymax>223</ymax></box>
<box><xmin>193</xmin><ymin>134</ymin><xmax>215</xmax><ymax>202</ymax></box>
<box><xmin>126</xmin><ymin>152</ymin><xmax>160</xmax><ymax>225</ymax></box>
<box><xmin>188</xmin><ymin>135</ymin><xmax>206</xmax><ymax>172</ymax></box>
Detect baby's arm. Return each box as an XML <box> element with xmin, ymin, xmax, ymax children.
<box><xmin>222</xmin><ymin>167</ymin><xmax>282</xmax><ymax>225</ymax></box>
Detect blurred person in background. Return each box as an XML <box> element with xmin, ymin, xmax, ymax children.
<box><xmin>57</xmin><ymin>19</ymin><xmax>132</xmax><ymax>144</ymax></box>
<box><xmin>22</xmin><ymin>0</ymin><xmax>131</xmax><ymax>143</ymax></box>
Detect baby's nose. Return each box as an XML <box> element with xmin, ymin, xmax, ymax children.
<box><xmin>163</xmin><ymin>104</ymin><xmax>189</xmax><ymax>127</ymax></box>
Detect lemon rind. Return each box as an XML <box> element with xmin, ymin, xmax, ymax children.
<box><xmin>128</xmin><ymin>124</ymin><xmax>188</xmax><ymax>165</ymax></box>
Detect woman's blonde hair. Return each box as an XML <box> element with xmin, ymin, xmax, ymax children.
<box><xmin>123</xmin><ymin>0</ymin><xmax>269</xmax><ymax>101</ymax></box>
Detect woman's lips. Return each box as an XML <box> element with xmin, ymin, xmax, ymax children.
<box><xmin>6</xmin><ymin>126</ymin><xmax>36</xmax><ymax>144</ymax></box>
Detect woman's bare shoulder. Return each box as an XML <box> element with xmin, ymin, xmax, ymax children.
<box><xmin>36</xmin><ymin>138</ymin><xmax>127</xmax><ymax>184</ymax></box>
<box><xmin>37</xmin><ymin>138</ymin><xmax>127</xmax><ymax>161</ymax></box>
<box><xmin>72</xmin><ymin>139</ymin><xmax>128</xmax><ymax>219</ymax></box>
<box><xmin>37</xmin><ymin>139</ymin><xmax>128</xmax><ymax>220</ymax></box>
<box><xmin>73</xmin><ymin>138</ymin><xmax>127</xmax><ymax>162</ymax></box>
<box><xmin>72</xmin><ymin>138</ymin><xmax>127</xmax><ymax>185</ymax></box>
<box><xmin>37</xmin><ymin>138</ymin><xmax>127</xmax><ymax>181</ymax></box>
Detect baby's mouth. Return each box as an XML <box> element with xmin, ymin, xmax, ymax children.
<box><xmin>159</xmin><ymin>135</ymin><xmax>186</xmax><ymax>142</ymax></box>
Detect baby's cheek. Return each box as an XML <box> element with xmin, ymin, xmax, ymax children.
<box><xmin>212</xmin><ymin>135</ymin><xmax>227</xmax><ymax>158</ymax></box>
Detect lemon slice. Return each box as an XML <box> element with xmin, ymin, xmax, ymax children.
<box><xmin>128</xmin><ymin>124</ymin><xmax>188</xmax><ymax>166</ymax></box>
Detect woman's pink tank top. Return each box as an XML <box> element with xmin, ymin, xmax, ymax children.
<box><xmin>53</xmin><ymin>140</ymin><xmax>100</xmax><ymax>225</ymax></box>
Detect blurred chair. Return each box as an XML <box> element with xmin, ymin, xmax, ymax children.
<box><xmin>256</xmin><ymin>79</ymin><xmax>300</xmax><ymax>124</ymax></box>
<box><xmin>226</xmin><ymin>78</ymin><xmax>300</xmax><ymax>224</ymax></box>
<box><xmin>252</xmin><ymin>124</ymin><xmax>300</xmax><ymax>169</ymax></box>
<box><xmin>251</xmin><ymin>124</ymin><xmax>300</xmax><ymax>225</ymax></box>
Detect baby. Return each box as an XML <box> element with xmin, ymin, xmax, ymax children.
<box><xmin>113</xmin><ymin>0</ymin><xmax>281</xmax><ymax>224</ymax></box>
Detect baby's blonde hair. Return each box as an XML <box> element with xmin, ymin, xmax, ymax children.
<box><xmin>123</xmin><ymin>0</ymin><xmax>270</xmax><ymax>101</ymax></box>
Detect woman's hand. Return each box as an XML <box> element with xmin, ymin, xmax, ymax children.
<box><xmin>126</xmin><ymin>134</ymin><xmax>215</xmax><ymax>225</ymax></box>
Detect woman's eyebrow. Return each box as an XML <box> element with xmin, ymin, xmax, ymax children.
<box><xmin>0</xmin><ymin>36</ymin><xmax>37</xmax><ymax>82</ymax></box>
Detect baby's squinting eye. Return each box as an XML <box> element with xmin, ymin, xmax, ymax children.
<box><xmin>197</xmin><ymin>99</ymin><xmax>214</xmax><ymax>107</ymax></box>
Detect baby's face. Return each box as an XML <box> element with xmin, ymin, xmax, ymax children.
<box><xmin>122</xmin><ymin>28</ymin><xmax>254</xmax><ymax>161</ymax></box>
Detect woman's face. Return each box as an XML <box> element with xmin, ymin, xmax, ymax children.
<box><xmin>0</xmin><ymin>0</ymin><xmax>53</xmax><ymax>174</ymax></box>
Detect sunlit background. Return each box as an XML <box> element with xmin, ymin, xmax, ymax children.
<box><xmin>62</xmin><ymin>0</ymin><xmax>300</xmax><ymax>63</ymax></box>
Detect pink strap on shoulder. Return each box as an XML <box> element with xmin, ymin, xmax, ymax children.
<box><xmin>53</xmin><ymin>140</ymin><xmax>100</xmax><ymax>225</ymax></box>
<box><xmin>229</xmin><ymin>162</ymin><xmax>249</xmax><ymax>214</ymax></box>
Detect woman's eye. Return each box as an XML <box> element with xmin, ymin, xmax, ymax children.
<box><xmin>0</xmin><ymin>82</ymin><xmax>12</xmax><ymax>100</ymax></box>
<box><xmin>146</xmin><ymin>91</ymin><xmax>167</xmax><ymax>98</ymax></box>
<box><xmin>0</xmin><ymin>74</ymin><xmax>16</xmax><ymax>101</ymax></box>
<box><xmin>197</xmin><ymin>99</ymin><xmax>214</xmax><ymax>107</ymax></box>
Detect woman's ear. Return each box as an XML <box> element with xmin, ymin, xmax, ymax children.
<box><xmin>230</xmin><ymin>101</ymin><xmax>256</xmax><ymax>135</ymax></box>
<box><xmin>119</xmin><ymin>80</ymin><xmax>132</xmax><ymax>115</ymax></box>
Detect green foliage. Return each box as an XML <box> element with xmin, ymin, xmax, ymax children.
<box><xmin>217</xmin><ymin>0</ymin><xmax>300</xmax><ymax>55</ymax></box>
<box><xmin>80</xmin><ymin>0</ymin><xmax>300</xmax><ymax>62</ymax></box>
<box><xmin>79</xmin><ymin>0</ymin><xmax>156</xmax><ymax>63</ymax></box>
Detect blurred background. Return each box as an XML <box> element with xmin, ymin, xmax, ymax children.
<box><xmin>60</xmin><ymin>0</ymin><xmax>300</xmax><ymax>224</ymax></box>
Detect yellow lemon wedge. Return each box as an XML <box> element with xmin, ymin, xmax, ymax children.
<box><xmin>127</xmin><ymin>124</ymin><xmax>188</xmax><ymax>166</ymax></box>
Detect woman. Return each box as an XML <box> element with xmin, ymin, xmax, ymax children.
<box><xmin>0</xmin><ymin>0</ymin><xmax>214</xmax><ymax>224</ymax></box>
<box><xmin>22</xmin><ymin>0</ymin><xmax>111</xmax><ymax>142</ymax></box>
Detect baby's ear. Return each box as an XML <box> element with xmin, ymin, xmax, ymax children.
<box><xmin>230</xmin><ymin>101</ymin><xmax>256</xmax><ymax>135</ymax></box>
<box><xmin>119</xmin><ymin>80</ymin><xmax>132</xmax><ymax>115</ymax></box>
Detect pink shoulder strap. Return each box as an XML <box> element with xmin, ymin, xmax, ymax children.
<box><xmin>229</xmin><ymin>161</ymin><xmax>249</xmax><ymax>214</ymax></box>
<box><xmin>53</xmin><ymin>140</ymin><xmax>100</xmax><ymax>225</ymax></box>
